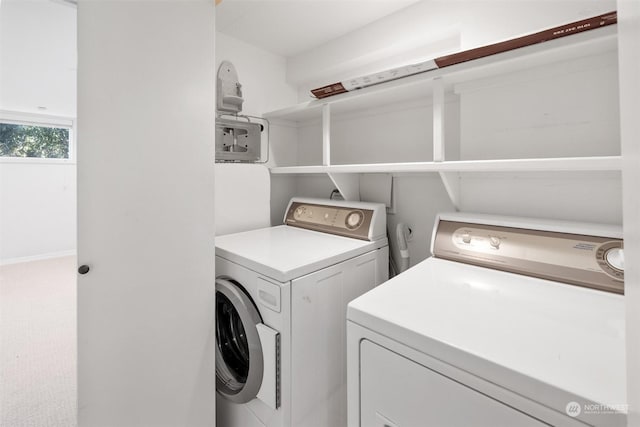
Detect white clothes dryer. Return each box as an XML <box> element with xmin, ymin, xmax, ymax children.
<box><xmin>347</xmin><ymin>213</ymin><xmax>626</xmax><ymax>427</ymax></box>
<box><xmin>216</xmin><ymin>197</ymin><xmax>389</xmax><ymax>427</ymax></box>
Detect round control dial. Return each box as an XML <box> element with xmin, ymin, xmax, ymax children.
<box><xmin>345</xmin><ymin>210</ymin><xmax>364</xmax><ymax>230</ymax></box>
<box><xmin>605</xmin><ymin>247</ymin><xmax>624</xmax><ymax>271</ymax></box>
<box><xmin>489</xmin><ymin>236</ymin><xmax>501</xmax><ymax>249</ymax></box>
<box><xmin>596</xmin><ymin>241</ymin><xmax>624</xmax><ymax>281</ymax></box>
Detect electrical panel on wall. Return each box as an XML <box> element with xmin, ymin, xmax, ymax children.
<box><xmin>216</xmin><ymin>60</ymin><xmax>269</xmax><ymax>163</ymax></box>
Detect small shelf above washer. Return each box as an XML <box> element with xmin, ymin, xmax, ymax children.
<box><xmin>264</xmin><ymin>25</ymin><xmax>617</xmax><ymax>125</ymax></box>
<box><xmin>269</xmin><ymin>156</ymin><xmax>622</xmax><ymax>175</ymax></box>
<box><xmin>264</xmin><ymin>23</ymin><xmax>620</xmax><ymax>207</ymax></box>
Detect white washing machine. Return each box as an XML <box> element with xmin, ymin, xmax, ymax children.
<box><xmin>216</xmin><ymin>197</ymin><xmax>389</xmax><ymax>427</ymax></box>
<box><xmin>347</xmin><ymin>213</ymin><xmax>626</xmax><ymax>427</ymax></box>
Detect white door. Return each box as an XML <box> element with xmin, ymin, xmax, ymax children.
<box><xmin>76</xmin><ymin>2</ymin><xmax>216</xmax><ymax>426</ymax></box>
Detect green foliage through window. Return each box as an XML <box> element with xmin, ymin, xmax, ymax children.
<box><xmin>0</xmin><ymin>122</ymin><xmax>70</xmax><ymax>159</ymax></box>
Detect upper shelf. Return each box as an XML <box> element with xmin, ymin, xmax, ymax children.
<box><xmin>269</xmin><ymin>156</ymin><xmax>622</xmax><ymax>175</ymax></box>
<box><xmin>263</xmin><ymin>25</ymin><xmax>617</xmax><ymax>124</ymax></box>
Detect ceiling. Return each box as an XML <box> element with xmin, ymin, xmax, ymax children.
<box><xmin>216</xmin><ymin>0</ymin><xmax>422</xmax><ymax>57</ymax></box>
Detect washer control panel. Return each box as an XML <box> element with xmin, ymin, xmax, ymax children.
<box><xmin>433</xmin><ymin>220</ymin><xmax>624</xmax><ymax>294</ymax></box>
<box><xmin>285</xmin><ymin>201</ymin><xmax>374</xmax><ymax>241</ymax></box>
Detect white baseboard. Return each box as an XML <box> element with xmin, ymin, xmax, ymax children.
<box><xmin>0</xmin><ymin>250</ymin><xmax>77</xmax><ymax>266</ymax></box>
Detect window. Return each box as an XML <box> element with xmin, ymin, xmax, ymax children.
<box><xmin>0</xmin><ymin>114</ymin><xmax>74</xmax><ymax>161</ymax></box>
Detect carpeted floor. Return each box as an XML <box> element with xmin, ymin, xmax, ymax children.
<box><xmin>0</xmin><ymin>256</ymin><xmax>77</xmax><ymax>427</ymax></box>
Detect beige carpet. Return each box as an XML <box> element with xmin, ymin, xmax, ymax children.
<box><xmin>0</xmin><ymin>256</ymin><xmax>77</xmax><ymax>427</ymax></box>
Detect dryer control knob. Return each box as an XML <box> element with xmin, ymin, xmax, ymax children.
<box><xmin>346</xmin><ymin>211</ymin><xmax>363</xmax><ymax>229</ymax></box>
<box><xmin>606</xmin><ymin>247</ymin><xmax>625</xmax><ymax>271</ymax></box>
<box><xmin>489</xmin><ymin>236</ymin><xmax>501</xmax><ymax>249</ymax></box>
<box><xmin>462</xmin><ymin>233</ymin><xmax>471</xmax><ymax>244</ymax></box>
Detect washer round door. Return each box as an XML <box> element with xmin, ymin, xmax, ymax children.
<box><xmin>215</xmin><ymin>277</ymin><xmax>264</xmax><ymax>403</ymax></box>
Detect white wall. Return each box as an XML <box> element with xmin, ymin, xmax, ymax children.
<box><xmin>0</xmin><ymin>163</ymin><xmax>76</xmax><ymax>262</ymax></box>
<box><xmin>0</xmin><ymin>0</ymin><xmax>76</xmax><ymax>116</ymax></box>
<box><xmin>215</xmin><ymin>32</ymin><xmax>298</xmax><ymax>224</ymax></box>
<box><xmin>0</xmin><ymin>0</ymin><xmax>77</xmax><ymax>262</ymax></box>
<box><xmin>456</xmin><ymin>52</ymin><xmax>620</xmax><ymax>161</ymax></box>
<box><xmin>386</xmin><ymin>175</ymin><xmax>455</xmax><ymax>268</ymax></box>
<box><xmin>456</xmin><ymin>50</ymin><xmax>622</xmax><ymax>224</ymax></box>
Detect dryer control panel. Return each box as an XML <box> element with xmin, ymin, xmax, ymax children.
<box><xmin>284</xmin><ymin>198</ymin><xmax>386</xmax><ymax>241</ymax></box>
<box><xmin>432</xmin><ymin>216</ymin><xmax>624</xmax><ymax>294</ymax></box>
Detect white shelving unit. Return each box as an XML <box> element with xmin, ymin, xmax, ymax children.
<box><xmin>264</xmin><ymin>25</ymin><xmax>619</xmax><ymax>204</ymax></box>
<box><xmin>269</xmin><ymin>156</ymin><xmax>622</xmax><ymax>175</ymax></box>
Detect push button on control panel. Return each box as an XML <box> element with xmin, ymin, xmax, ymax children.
<box><xmin>453</xmin><ymin>228</ymin><xmax>503</xmax><ymax>250</ymax></box>
<box><xmin>294</xmin><ymin>206</ymin><xmax>306</xmax><ymax>219</ymax></box>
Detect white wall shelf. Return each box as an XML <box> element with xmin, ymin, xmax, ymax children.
<box><xmin>264</xmin><ymin>25</ymin><xmax>616</xmax><ymax>124</ymax></box>
<box><xmin>265</xmin><ymin>24</ymin><xmax>619</xmax><ymax>206</ymax></box>
<box><xmin>270</xmin><ymin>156</ymin><xmax>622</xmax><ymax>175</ymax></box>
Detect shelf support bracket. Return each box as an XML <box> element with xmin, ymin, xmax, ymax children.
<box><xmin>438</xmin><ymin>171</ymin><xmax>460</xmax><ymax>211</ymax></box>
<box><xmin>433</xmin><ymin>77</ymin><xmax>459</xmax><ymax>209</ymax></box>
<box><xmin>328</xmin><ymin>172</ymin><xmax>360</xmax><ymax>201</ymax></box>
<box><xmin>433</xmin><ymin>77</ymin><xmax>445</xmax><ymax>162</ymax></box>
<box><xmin>322</xmin><ymin>104</ymin><xmax>331</xmax><ymax>166</ymax></box>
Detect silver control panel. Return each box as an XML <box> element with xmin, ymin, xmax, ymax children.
<box><xmin>433</xmin><ymin>219</ymin><xmax>624</xmax><ymax>294</ymax></box>
<box><xmin>284</xmin><ymin>200</ymin><xmax>377</xmax><ymax>241</ymax></box>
